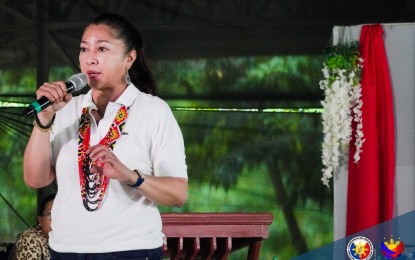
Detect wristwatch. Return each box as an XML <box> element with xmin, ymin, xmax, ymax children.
<box><xmin>128</xmin><ymin>169</ymin><xmax>145</xmax><ymax>188</ymax></box>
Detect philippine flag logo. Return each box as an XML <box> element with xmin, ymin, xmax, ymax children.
<box><xmin>381</xmin><ymin>236</ymin><xmax>405</xmax><ymax>259</ymax></box>
<box><xmin>347</xmin><ymin>236</ymin><xmax>374</xmax><ymax>260</ymax></box>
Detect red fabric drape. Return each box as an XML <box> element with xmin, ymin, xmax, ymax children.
<box><xmin>346</xmin><ymin>24</ymin><xmax>395</xmax><ymax>236</ymax></box>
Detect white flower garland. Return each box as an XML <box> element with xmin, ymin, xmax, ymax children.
<box><xmin>320</xmin><ymin>57</ymin><xmax>364</xmax><ymax>187</ymax></box>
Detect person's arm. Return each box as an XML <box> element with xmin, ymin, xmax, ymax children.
<box><xmin>23</xmin><ymin>81</ymin><xmax>72</xmax><ymax>189</ymax></box>
<box><xmin>127</xmin><ymin>171</ymin><xmax>188</xmax><ymax>207</ymax></box>
<box><xmin>87</xmin><ymin>145</ymin><xmax>188</xmax><ymax>207</ymax></box>
<box><xmin>23</xmin><ymin>113</ymin><xmax>56</xmax><ymax>188</ymax></box>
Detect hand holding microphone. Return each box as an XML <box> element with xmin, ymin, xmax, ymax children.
<box><xmin>23</xmin><ymin>73</ymin><xmax>88</xmax><ymax>118</ymax></box>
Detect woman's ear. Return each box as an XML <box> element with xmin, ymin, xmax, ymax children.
<box><xmin>126</xmin><ymin>49</ymin><xmax>137</xmax><ymax>69</ymax></box>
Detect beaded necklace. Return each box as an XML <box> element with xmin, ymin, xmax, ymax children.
<box><xmin>78</xmin><ymin>105</ymin><xmax>128</xmax><ymax>211</ymax></box>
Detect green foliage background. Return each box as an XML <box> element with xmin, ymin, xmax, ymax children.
<box><xmin>0</xmin><ymin>56</ymin><xmax>332</xmax><ymax>259</ymax></box>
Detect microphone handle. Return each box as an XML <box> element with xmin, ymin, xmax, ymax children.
<box><xmin>22</xmin><ymin>81</ymin><xmax>76</xmax><ymax>118</ymax></box>
<box><xmin>23</xmin><ymin>96</ymin><xmax>52</xmax><ymax>118</ymax></box>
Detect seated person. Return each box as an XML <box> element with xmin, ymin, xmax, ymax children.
<box><xmin>11</xmin><ymin>193</ymin><xmax>55</xmax><ymax>260</ymax></box>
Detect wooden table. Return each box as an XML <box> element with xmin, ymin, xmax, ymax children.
<box><xmin>161</xmin><ymin>212</ymin><xmax>274</xmax><ymax>260</ymax></box>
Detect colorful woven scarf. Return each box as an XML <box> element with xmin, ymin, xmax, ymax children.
<box><xmin>77</xmin><ymin>105</ymin><xmax>128</xmax><ymax>211</ymax></box>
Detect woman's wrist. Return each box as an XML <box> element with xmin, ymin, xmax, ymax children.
<box><xmin>33</xmin><ymin>114</ymin><xmax>55</xmax><ymax>132</ymax></box>
<box><xmin>128</xmin><ymin>169</ymin><xmax>145</xmax><ymax>188</ymax></box>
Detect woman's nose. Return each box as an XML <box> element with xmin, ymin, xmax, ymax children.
<box><xmin>87</xmin><ymin>56</ymin><xmax>97</xmax><ymax>65</ymax></box>
<box><xmin>86</xmin><ymin>51</ymin><xmax>98</xmax><ymax>65</ymax></box>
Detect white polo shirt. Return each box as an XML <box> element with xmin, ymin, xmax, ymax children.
<box><xmin>48</xmin><ymin>84</ymin><xmax>187</xmax><ymax>253</ymax></box>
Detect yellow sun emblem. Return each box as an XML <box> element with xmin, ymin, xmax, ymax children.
<box><xmin>352</xmin><ymin>240</ymin><xmax>369</xmax><ymax>257</ymax></box>
<box><xmin>384</xmin><ymin>237</ymin><xmax>400</xmax><ymax>249</ymax></box>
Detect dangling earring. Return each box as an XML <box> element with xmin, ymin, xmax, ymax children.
<box><xmin>125</xmin><ymin>71</ymin><xmax>131</xmax><ymax>85</ymax></box>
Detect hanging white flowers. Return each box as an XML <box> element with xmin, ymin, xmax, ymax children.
<box><xmin>320</xmin><ymin>42</ymin><xmax>364</xmax><ymax>187</ymax></box>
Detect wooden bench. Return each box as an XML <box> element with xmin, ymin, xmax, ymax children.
<box><xmin>161</xmin><ymin>212</ymin><xmax>274</xmax><ymax>260</ymax></box>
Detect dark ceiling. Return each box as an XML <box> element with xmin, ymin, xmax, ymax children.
<box><xmin>0</xmin><ymin>0</ymin><xmax>414</xmax><ymax>73</ymax></box>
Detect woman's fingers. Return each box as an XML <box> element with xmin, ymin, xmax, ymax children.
<box><xmin>37</xmin><ymin>82</ymin><xmax>67</xmax><ymax>103</ymax></box>
<box><xmin>87</xmin><ymin>145</ymin><xmax>114</xmax><ymax>164</ymax></box>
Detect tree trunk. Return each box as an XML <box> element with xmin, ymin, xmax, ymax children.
<box><xmin>267</xmin><ymin>162</ymin><xmax>308</xmax><ymax>254</ymax></box>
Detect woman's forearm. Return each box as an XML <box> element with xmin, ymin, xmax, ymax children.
<box><xmin>133</xmin><ymin>174</ymin><xmax>188</xmax><ymax>207</ymax></box>
<box><xmin>23</xmin><ymin>126</ymin><xmax>55</xmax><ymax>189</ymax></box>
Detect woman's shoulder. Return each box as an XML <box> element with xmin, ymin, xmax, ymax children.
<box><xmin>13</xmin><ymin>227</ymin><xmax>49</xmax><ymax>260</ymax></box>
<box><xmin>16</xmin><ymin>227</ymin><xmax>44</xmax><ymax>242</ymax></box>
<box><xmin>135</xmin><ymin>92</ymin><xmax>172</xmax><ymax>112</ymax></box>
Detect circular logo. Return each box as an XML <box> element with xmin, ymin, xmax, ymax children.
<box><xmin>347</xmin><ymin>236</ymin><xmax>374</xmax><ymax>260</ymax></box>
<box><xmin>381</xmin><ymin>236</ymin><xmax>405</xmax><ymax>259</ymax></box>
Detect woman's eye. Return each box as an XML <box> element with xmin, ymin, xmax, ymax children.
<box><xmin>98</xmin><ymin>47</ymin><xmax>107</xmax><ymax>52</ymax></box>
<box><xmin>80</xmin><ymin>47</ymin><xmax>86</xmax><ymax>52</ymax></box>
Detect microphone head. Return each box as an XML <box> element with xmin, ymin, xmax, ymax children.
<box><xmin>67</xmin><ymin>73</ymin><xmax>88</xmax><ymax>92</ymax></box>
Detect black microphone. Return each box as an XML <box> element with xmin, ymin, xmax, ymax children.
<box><xmin>23</xmin><ymin>73</ymin><xmax>88</xmax><ymax>118</ymax></box>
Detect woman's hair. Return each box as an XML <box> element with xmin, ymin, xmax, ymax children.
<box><xmin>87</xmin><ymin>13</ymin><xmax>158</xmax><ymax>96</ymax></box>
<box><xmin>37</xmin><ymin>193</ymin><xmax>56</xmax><ymax>216</ymax></box>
